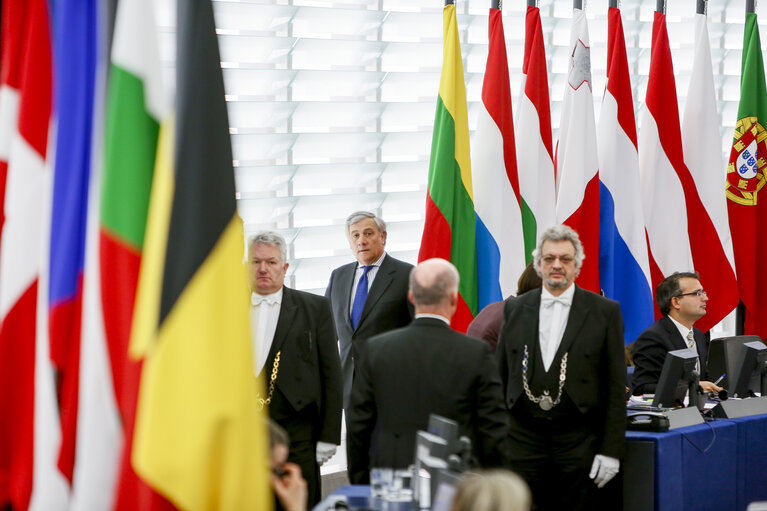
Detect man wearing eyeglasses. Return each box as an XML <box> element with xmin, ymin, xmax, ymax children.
<box><xmin>496</xmin><ymin>225</ymin><xmax>626</xmax><ymax>510</ymax></box>
<box><xmin>631</xmin><ymin>272</ymin><xmax>723</xmax><ymax>396</ymax></box>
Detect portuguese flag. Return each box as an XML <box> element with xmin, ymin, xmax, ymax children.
<box><xmin>418</xmin><ymin>2</ymin><xmax>477</xmax><ymax>332</ymax></box>
<box><xmin>128</xmin><ymin>0</ymin><xmax>271</xmax><ymax>508</ymax></box>
<box><xmin>727</xmin><ymin>12</ymin><xmax>767</xmax><ymax>339</ymax></box>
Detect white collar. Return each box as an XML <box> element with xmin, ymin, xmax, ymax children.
<box><xmin>251</xmin><ymin>287</ymin><xmax>283</xmax><ymax>306</ymax></box>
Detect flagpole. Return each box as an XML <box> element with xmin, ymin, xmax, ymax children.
<box><xmin>573</xmin><ymin>0</ymin><xmax>582</xmax><ymax>9</ymax></box>
<box><xmin>656</xmin><ymin>0</ymin><xmax>665</xmax><ymax>14</ymax></box>
<box><xmin>746</xmin><ymin>0</ymin><xmax>755</xmax><ymax>14</ymax></box>
<box><xmin>445</xmin><ymin>0</ymin><xmax>454</xmax><ymax>5</ymax></box>
<box><xmin>527</xmin><ymin>0</ymin><xmax>536</xmax><ymax>6</ymax></box>
<box><xmin>697</xmin><ymin>0</ymin><xmax>706</xmax><ymax>15</ymax></box>
<box><xmin>609</xmin><ymin>0</ymin><xmax>618</xmax><ymax>8</ymax></box>
<box><xmin>491</xmin><ymin>0</ymin><xmax>500</xmax><ymax>10</ymax></box>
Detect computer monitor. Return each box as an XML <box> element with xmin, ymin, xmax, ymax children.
<box><xmin>730</xmin><ymin>340</ymin><xmax>767</xmax><ymax>398</ymax></box>
<box><xmin>429</xmin><ymin>469</ymin><xmax>463</xmax><ymax>511</ymax></box>
<box><xmin>427</xmin><ymin>414</ymin><xmax>459</xmax><ymax>454</ymax></box>
<box><xmin>708</xmin><ymin>335</ymin><xmax>762</xmax><ymax>389</ymax></box>
<box><xmin>652</xmin><ymin>348</ymin><xmax>700</xmax><ymax>409</ymax></box>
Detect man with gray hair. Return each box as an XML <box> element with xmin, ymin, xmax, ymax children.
<box><xmin>346</xmin><ymin>258</ymin><xmax>509</xmax><ymax>484</ymax></box>
<box><xmin>325</xmin><ymin>211</ymin><xmax>414</xmax><ymax>408</ymax></box>
<box><xmin>496</xmin><ymin>225</ymin><xmax>626</xmax><ymax>510</ymax></box>
<box><xmin>248</xmin><ymin>231</ymin><xmax>343</xmax><ymax>508</ymax></box>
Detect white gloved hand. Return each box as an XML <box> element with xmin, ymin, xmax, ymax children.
<box><xmin>589</xmin><ymin>454</ymin><xmax>620</xmax><ymax>488</ymax></box>
<box><xmin>316</xmin><ymin>441</ymin><xmax>337</xmax><ymax>465</ymax></box>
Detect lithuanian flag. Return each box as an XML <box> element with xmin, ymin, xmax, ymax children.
<box><xmin>128</xmin><ymin>0</ymin><xmax>271</xmax><ymax>509</ymax></box>
<box><xmin>418</xmin><ymin>2</ymin><xmax>477</xmax><ymax>332</ymax></box>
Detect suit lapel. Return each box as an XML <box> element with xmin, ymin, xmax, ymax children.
<box><xmin>557</xmin><ymin>286</ymin><xmax>590</xmax><ymax>356</ymax></box>
<box><xmin>356</xmin><ymin>254</ymin><xmax>395</xmax><ymax>331</ymax></box>
<box><xmin>521</xmin><ymin>289</ymin><xmax>542</xmax><ymax>361</ymax></box>
<box><xmin>337</xmin><ymin>263</ymin><xmax>355</xmax><ymax>331</ymax></box>
<box><xmin>270</xmin><ymin>286</ymin><xmax>299</xmax><ymax>360</ymax></box>
<box><xmin>660</xmin><ymin>316</ymin><xmax>687</xmax><ymax>351</ymax></box>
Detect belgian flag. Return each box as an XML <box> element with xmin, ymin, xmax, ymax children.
<box><xmin>128</xmin><ymin>0</ymin><xmax>271</xmax><ymax>509</ymax></box>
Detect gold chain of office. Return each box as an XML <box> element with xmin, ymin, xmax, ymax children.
<box><xmin>521</xmin><ymin>345</ymin><xmax>568</xmax><ymax>411</ymax></box>
<box><xmin>257</xmin><ymin>350</ymin><xmax>281</xmax><ymax>411</ymax></box>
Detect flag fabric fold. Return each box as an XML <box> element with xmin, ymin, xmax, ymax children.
<box><xmin>516</xmin><ymin>5</ymin><xmax>556</xmax><ymax>260</ymax></box>
<box><xmin>727</xmin><ymin>11</ymin><xmax>767</xmax><ymax>338</ymax></box>
<box><xmin>472</xmin><ymin>7</ymin><xmax>525</xmax><ymax>305</ymax></box>
<box><xmin>48</xmin><ymin>0</ymin><xmax>99</xmax><ymax>485</ymax></box>
<box><xmin>129</xmin><ymin>0</ymin><xmax>272</xmax><ymax>508</ymax></box>
<box><xmin>598</xmin><ymin>6</ymin><xmax>653</xmax><ymax>345</ymax></box>
<box><xmin>0</xmin><ymin>0</ymin><xmax>69</xmax><ymax>509</ymax></box>
<box><xmin>555</xmin><ymin>7</ymin><xmax>600</xmax><ymax>293</ymax></box>
<box><xmin>639</xmin><ymin>11</ymin><xmax>738</xmax><ymax>333</ymax></box>
<box><xmin>418</xmin><ymin>3</ymin><xmax>477</xmax><ymax>332</ymax></box>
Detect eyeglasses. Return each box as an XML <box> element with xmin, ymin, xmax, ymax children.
<box><xmin>676</xmin><ymin>289</ymin><xmax>707</xmax><ymax>298</ymax></box>
<box><xmin>541</xmin><ymin>255</ymin><xmax>575</xmax><ymax>264</ymax></box>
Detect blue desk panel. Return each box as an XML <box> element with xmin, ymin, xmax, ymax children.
<box><xmin>730</xmin><ymin>414</ymin><xmax>767</xmax><ymax>510</ymax></box>
<box><xmin>626</xmin><ymin>420</ymin><xmax>738</xmax><ymax>511</ymax></box>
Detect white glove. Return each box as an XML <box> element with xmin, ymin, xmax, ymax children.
<box><xmin>589</xmin><ymin>454</ymin><xmax>619</xmax><ymax>488</ymax></box>
<box><xmin>316</xmin><ymin>441</ymin><xmax>337</xmax><ymax>465</ymax></box>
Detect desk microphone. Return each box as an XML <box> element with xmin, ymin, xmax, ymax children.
<box><xmin>717</xmin><ymin>389</ymin><xmax>728</xmax><ymax>401</ymax></box>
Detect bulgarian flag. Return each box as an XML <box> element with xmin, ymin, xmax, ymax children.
<box><xmin>100</xmin><ymin>0</ymin><xmax>178</xmax><ymax>508</ymax></box>
<box><xmin>418</xmin><ymin>1</ymin><xmax>477</xmax><ymax>332</ymax></box>
<box><xmin>727</xmin><ymin>11</ymin><xmax>767</xmax><ymax>339</ymax></box>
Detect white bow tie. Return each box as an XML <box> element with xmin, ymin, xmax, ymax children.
<box><xmin>252</xmin><ymin>295</ymin><xmax>279</xmax><ymax>306</ymax></box>
<box><xmin>541</xmin><ymin>295</ymin><xmax>571</xmax><ymax>308</ymax></box>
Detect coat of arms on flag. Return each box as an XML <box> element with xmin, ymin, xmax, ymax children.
<box><xmin>727</xmin><ymin>116</ymin><xmax>767</xmax><ymax>205</ymax></box>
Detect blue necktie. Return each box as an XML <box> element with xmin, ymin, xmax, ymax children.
<box><xmin>351</xmin><ymin>265</ymin><xmax>372</xmax><ymax>329</ymax></box>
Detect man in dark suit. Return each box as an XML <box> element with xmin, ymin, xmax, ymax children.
<box><xmin>325</xmin><ymin>211</ymin><xmax>414</xmax><ymax>408</ymax></box>
<box><xmin>496</xmin><ymin>225</ymin><xmax>626</xmax><ymax>511</ymax></box>
<box><xmin>249</xmin><ymin>231</ymin><xmax>343</xmax><ymax>507</ymax></box>
<box><xmin>346</xmin><ymin>258</ymin><xmax>509</xmax><ymax>484</ymax></box>
<box><xmin>631</xmin><ymin>272</ymin><xmax>723</xmax><ymax>397</ymax></box>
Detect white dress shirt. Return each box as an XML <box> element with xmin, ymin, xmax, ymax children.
<box><xmin>538</xmin><ymin>284</ymin><xmax>575</xmax><ymax>372</ymax></box>
<box><xmin>251</xmin><ymin>287</ymin><xmax>283</xmax><ymax>376</ymax></box>
<box><xmin>348</xmin><ymin>251</ymin><xmax>386</xmax><ymax>315</ymax></box>
<box><xmin>669</xmin><ymin>316</ymin><xmax>700</xmax><ymax>373</ymax></box>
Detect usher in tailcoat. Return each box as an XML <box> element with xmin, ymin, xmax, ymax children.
<box><xmin>496</xmin><ymin>285</ymin><xmax>627</xmax><ymax>460</ymax></box>
<box><xmin>631</xmin><ymin>315</ymin><xmax>710</xmax><ymax>396</ymax></box>
<box><xmin>325</xmin><ymin>253</ymin><xmax>414</xmax><ymax>408</ymax></box>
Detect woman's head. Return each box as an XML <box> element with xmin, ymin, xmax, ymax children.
<box><xmin>449</xmin><ymin>470</ymin><xmax>531</xmax><ymax>511</ymax></box>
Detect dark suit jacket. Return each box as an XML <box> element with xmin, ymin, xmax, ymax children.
<box><xmin>325</xmin><ymin>253</ymin><xmax>414</xmax><ymax>408</ymax></box>
<box><xmin>346</xmin><ymin>317</ymin><xmax>510</xmax><ymax>484</ymax></box>
<box><xmin>264</xmin><ymin>286</ymin><xmax>343</xmax><ymax>445</ymax></box>
<box><xmin>631</xmin><ymin>316</ymin><xmax>709</xmax><ymax>396</ymax></box>
<box><xmin>496</xmin><ymin>286</ymin><xmax>627</xmax><ymax>460</ymax></box>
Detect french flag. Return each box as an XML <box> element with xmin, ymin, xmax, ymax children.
<box><xmin>555</xmin><ymin>6</ymin><xmax>600</xmax><ymax>293</ymax></box>
<box><xmin>473</xmin><ymin>5</ymin><xmax>525</xmax><ymax>306</ymax></box>
<box><xmin>597</xmin><ymin>6</ymin><xmax>653</xmax><ymax>344</ymax></box>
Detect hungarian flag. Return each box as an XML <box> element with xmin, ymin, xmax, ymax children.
<box><xmin>598</xmin><ymin>6</ymin><xmax>653</xmax><ymax>344</ymax></box>
<box><xmin>639</xmin><ymin>11</ymin><xmax>738</xmax><ymax>332</ymax></box>
<box><xmin>128</xmin><ymin>0</ymin><xmax>272</xmax><ymax>508</ymax></box>
<box><xmin>515</xmin><ymin>5</ymin><xmax>555</xmax><ymax>261</ymax></box>
<box><xmin>472</xmin><ymin>6</ymin><xmax>525</xmax><ymax>306</ymax></box>
<box><xmin>0</xmin><ymin>0</ymin><xmax>68</xmax><ymax>509</ymax></box>
<box><xmin>727</xmin><ymin>12</ymin><xmax>767</xmax><ymax>338</ymax></box>
<box><xmin>555</xmin><ymin>7</ymin><xmax>600</xmax><ymax>293</ymax></box>
<box><xmin>418</xmin><ymin>3</ymin><xmax>477</xmax><ymax>331</ymax></box>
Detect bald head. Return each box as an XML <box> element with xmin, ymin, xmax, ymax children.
<box><xmin>408</xmin><ymin>259</ymin><xmax>459</xmax><ymax>317</ymax></box>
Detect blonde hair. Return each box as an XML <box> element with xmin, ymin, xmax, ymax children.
<box><xmin>449</xmin><ymin>470</ymin><xmax>531</xmax><ymax>511</ymax></box>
